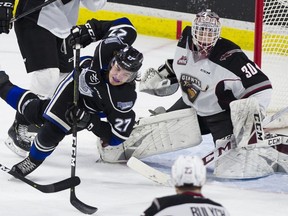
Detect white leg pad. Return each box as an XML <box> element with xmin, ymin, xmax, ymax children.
<box><xmin>230</xmin><ymin>97</ymin><xmax>264</xmax><ymax>147</ymax></box>
<box><xmin>214</xmin><ymin>147</ymin><xmax>275</xmax><ymax>179</ymax></box>
<box><xmin>98</xmin><ymin>108</ymin><xmax>202</xmax><ymax>162</ymax></box>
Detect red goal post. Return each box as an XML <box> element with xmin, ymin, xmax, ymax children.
<box><xmin>254</xmin><ymin>0</ymin><xmax>288</xmax><ymax>128</ymax></box>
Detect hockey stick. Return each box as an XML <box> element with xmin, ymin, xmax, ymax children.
<box><xmin>127</xmin><ymin>134</ymin><xmax>288</xmax><ymax>186</ymax></box>
<box><xmin>262</xmin><ymin>106</ymin><xmax>288</xmax><ymax>126</ymax></box>
<box><xmin>70</xmin><ymin>43</ymin><xmax>98</xmax><ymax>214</ymax></box>
<box><xmin>0</xmin><ymin>163</ymin><xmax>80</xmax><ymax>193</ymax></box>
<box><xmin>10</xmin><ymin>0</ymin><xmax>58</xmax><ymax>23</ymax></box>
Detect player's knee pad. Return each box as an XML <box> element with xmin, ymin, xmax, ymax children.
<box><xmin>36</xmin><ymin>122</ymin><xmax>66</xmax><ymax>149</ymax></box>
<box><xmin>29</xmin><ymin>68</ymin><xmax>60</xmax><ymax>98</ymax></box>
<box><xmin>23</xmin><ymin>99</ymin><xmax>49</xmax><ymax>126</ymax></box>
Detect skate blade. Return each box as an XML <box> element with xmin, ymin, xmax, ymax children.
<box><xmin>4</xmin><ymin>137</ymin><xmax>29</xmax><ymax>158</ymax></box>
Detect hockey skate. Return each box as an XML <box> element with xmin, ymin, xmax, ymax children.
<box><xmin>5</xmin><ymin>120</ymin><xmax>35</xmax><ymax>157</ymax></box>
<box><xmin>11</xmin><ymin>156</ymin><xmax>42</xmax><ymax>176</ymax></box>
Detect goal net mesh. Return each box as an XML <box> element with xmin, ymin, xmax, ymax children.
<box><xmin>260</xmin><ymin>0</ymin><xmax>288</xmax><ymax>127</ymax></box>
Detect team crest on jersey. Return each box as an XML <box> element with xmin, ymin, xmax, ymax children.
<box><xmin>180</xmin><ymin>74</ymin><xmax>203</xmax><ymax>103</ymax></box>
<box><xmin>177</xmin><ymin>56</ymin><xmax>188</xmax><ymax>65</ymax></box>
<box><xmin>117</xmin><ymin>101</ymin><xmax>133</xmax><ymax>110</ymax></box>
<box><xmin>88</xmin><ymin>72</ymin><xmax>100</xmax><ymax>85</ymax></box>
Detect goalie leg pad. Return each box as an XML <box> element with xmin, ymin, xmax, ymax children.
<box><xmin>214</xmin><ymin>146</ymin><xmax>275</xmax><ymax>179</ymax></box>
<box><xmin>129</xmin><ymin>108</ymin><xmax>202</xmax><ymax>159</ymax></box>
<box><xmin>98</xmin><ymin>108</ymin><xmax>202</xmax><ymax>162</ymax></box>
<box><xmin>230</xmin><ymin>97</ymin><xmax>264</xmax><ymax>147</ymax></box>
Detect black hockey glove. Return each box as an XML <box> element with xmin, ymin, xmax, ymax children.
<box><xmin>67</xmin><ymin>21</ymin><xmax>97</xmax><ymax>48</ymax></box>
<box><xmin>65</xmin><ymin>105</ymin><xmax>92</xmax><ymax>129</ymax></box>
<box><xmin>0</xmin><ymin>0</ymin><xmax>14</xmax><ymax>34</ymax></box>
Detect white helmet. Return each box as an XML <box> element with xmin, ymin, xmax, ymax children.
<box><xmin>171</xmin><ymin>155</ymin><xmax>206</xmax><ymax>187</ymax></box>
<box><xmin>192</xmin><ymin>9</ymin><xmax>221</xmax><ymax>54</ymax></box>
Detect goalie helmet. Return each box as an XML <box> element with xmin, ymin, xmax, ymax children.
<box><xmin>192</xmin><ymin>9</ymin><xmax>221</xmax><ymax>54</ymax></box>
<box><xmin>171</xmin><ymin>155</ymin><xmax>206</xmax><ymax>187</ymax></box>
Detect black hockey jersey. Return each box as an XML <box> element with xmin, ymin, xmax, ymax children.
<box><xmin>78</xmin><ymin>18</ymin><xmax>138</xmax><ymax>145</ymax></box>
<box><xmin>172</xmin><ymin>26</ymin><xmax>272</xmax><ymax>117</ymax></box>
<box><xmin>142</xmin><ymin>191</ymin><xmax>230</xmax><ymax>216</ymax></box>
<box><xmin>43</xmin><ymin>18</ymin><xmax>138</xmax><ymax>146</ymax></box>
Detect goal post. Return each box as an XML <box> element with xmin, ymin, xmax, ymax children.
<box><xmin>254</xmin><ymin>0</ymin><xmax>288</xmax><ymax>128</ymax></box>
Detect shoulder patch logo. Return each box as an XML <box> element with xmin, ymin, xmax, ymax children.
<box><xmin>88</xmin><ymin>72</ymin><xmax>100</xmax><ymax>85</ymax></box>
<box><xmin>177</xmin><ymin>56</ymin><xmax>188</xmax><ymax>65</ymax></box>
<box><xmin>117</xmin><ymin>101</ymin><xmax>133</xmax><ymax>110</ymax></box>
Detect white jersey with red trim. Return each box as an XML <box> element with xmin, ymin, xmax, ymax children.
<box><xmin>172</xmin><ymin>26</ymin><xmax>272</xmax><ymax>117</ymax></box>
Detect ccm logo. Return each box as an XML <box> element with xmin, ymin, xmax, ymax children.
<box><xmin>254</xmin><ymin>114</ymin><xmax>264</xmax><ymax>141</ymax></box>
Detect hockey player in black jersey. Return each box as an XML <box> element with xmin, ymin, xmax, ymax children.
<box><xmin>0</xmin><ymin>0</ymin><xmax>106</xmax><ymax>157</ymax></box>
<box><xmin>142</xmin><ymin>155</ymin><xmax>230</xmax><ymax>216</ymax></box>
<box><xmin>0</xmin><ymin>17</ymin><xmax>143</xmax><ymax>176</ymax></box>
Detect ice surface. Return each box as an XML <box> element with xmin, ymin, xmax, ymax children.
<box><xmin>0</xmin><ymin>30</ymin><xmax>288</xmax><ymax>216</ymax></box>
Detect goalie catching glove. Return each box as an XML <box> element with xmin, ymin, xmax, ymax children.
<box><xmin>139</xmin><ymin>59</ymin><xmax>179</xmax><ymax>96</ymax></box>
<box><xmin>0</xmin><ymin>0</ymin><xmax>14</xmax><ymax>34</ymax></box>
<box><xmin>67</xmin><ymin>21</ymin><xmax>97</xmax><ymax>48</ymax></box>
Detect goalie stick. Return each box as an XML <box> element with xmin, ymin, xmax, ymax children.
<box><xmin>127</xmin><ymin>135</ymin><xmax>288</xmax><ymax>186</ymax></box>
<box><xmin>70</xmin><ymin>44</ymin><xmax>98</xmax><ymax>214</ymax></box>
<box><xmin>0</xmin><ymin>163</ymin><xmax>80</xmax><ymax>193</ymax></box>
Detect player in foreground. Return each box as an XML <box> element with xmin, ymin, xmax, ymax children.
<box><xmin>0</xmin><ymin>0</ymin><xmax>106</xmax><ymax>157</ymax></box>
<box><xmin>142</xmin><ymin>155</ymin><xmax>230</xmax><ymax>216</ymax></box>
<box><xmin>98</xmin><ymin>10</ymin><xmax>288</xmax><ymax>178</ymax></box>
<box><xmin>0</xmin><ymin>17</ymin><xmax>143</xmax><ymax>176</ymax></box>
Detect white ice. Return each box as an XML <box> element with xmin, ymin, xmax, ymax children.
<box><xmin>0</xmin><ymin>30</ymin><xmax>288</xmax><ymax>216</ymax></box>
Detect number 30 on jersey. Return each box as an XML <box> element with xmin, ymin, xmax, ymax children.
<box><xmin>241</xmin><ymin>63</ymin><xmax>258</xmax><ymax>78</ymax></box>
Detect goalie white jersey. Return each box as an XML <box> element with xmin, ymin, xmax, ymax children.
<box><xmin>173</xmin><ymin>26</ymin><xmax>272</xmax><ymax>117</ymax></box>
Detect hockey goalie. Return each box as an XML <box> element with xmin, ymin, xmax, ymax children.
<box><xmin>97</xmin><ymin>9</ymin><xmax>288</xmax><ymax>179</ymax></box>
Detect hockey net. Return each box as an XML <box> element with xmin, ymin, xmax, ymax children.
<box><xmin>254</xmin><ymin>0</ymin><xmax>288</xmax><ymax>128</ymax></box>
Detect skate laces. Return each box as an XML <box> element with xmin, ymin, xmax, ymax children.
<box><xmin>17</xmin><ymin>124</ymin><xmax>33</xmax><ymax>143</ymax></box>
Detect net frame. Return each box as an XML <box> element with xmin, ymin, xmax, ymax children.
<box><xmin>254</xmin><ymin>0</ymin><xmax>288</xmax><ymax>127</ymax></box>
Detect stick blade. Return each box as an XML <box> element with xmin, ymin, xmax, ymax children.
<box><xmin>127</xmin><ymin>157</ymin><xmax>171</xmax><ymax>186</ymax></box>
<box><xmin>70</xmin><ymin>190</ymin><xmax>98</xmax><ymax>214</ymax></box>
<box><xmin>8</xmin><ymin>169</ymin><xmax>81</xmax><ymax>193</ymax></box>
<box><xmin>50</xmin><ymin>176</ymin><xmax>81</xmax><ymax>193</ymax></box>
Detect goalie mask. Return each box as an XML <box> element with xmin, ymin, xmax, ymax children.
<box><xmin>172</xmin><ymin>155</ymin><xmax>206</xmax><ymax>187</ymax></box>
<box><xmin>192</xmin><ymin>9</ymin><xmax>221</xmax><ymax>55</ymax></box>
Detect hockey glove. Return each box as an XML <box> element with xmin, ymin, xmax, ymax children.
<box><xmin>139</xmin><ymin>59</ymin><xmax>179</xmax><ymax>96</ymax></box>
<box><xmin>67</xmin><ymin>21</ymin><xmax>97</xmax><ymax>48</ymax></box>
<box><xmin>0</xmin><ymin>0</ymin><xmax>14</xmax><ymax>34</ymax></box>
<box><xmin>65</xmin><ymin>104</ymin><xmax>92</xmax><ymax>129</ymax></box>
